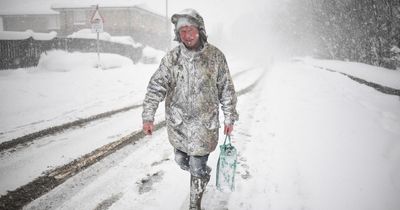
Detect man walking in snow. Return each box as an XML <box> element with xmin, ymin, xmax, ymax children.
<box><xmin>142</xmin><ymin>8</ymin><xmax>238</xmax><ymax>210</ymax></box>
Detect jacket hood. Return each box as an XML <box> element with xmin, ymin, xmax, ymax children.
<box><xmin>171</xmin><ymin>8</ymin><xmax>208</xmax><ymax>43</ymax></box>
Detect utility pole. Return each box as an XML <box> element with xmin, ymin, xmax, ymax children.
<box><xmin>166</xmin><ymin>0</ymin><xmax>169</xmax><ymax>19</ymax></box>
<box><xmin>165</xmin><ymin>0</ymin><xmax>171</xmax><ymax>50</ymax></box>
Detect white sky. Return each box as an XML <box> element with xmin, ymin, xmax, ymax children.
<box><xmin>0</xmin><ymin>0</ymin><xmax>286</xmax><ymax>60</ymax></box>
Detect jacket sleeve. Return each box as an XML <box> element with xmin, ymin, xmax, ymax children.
<box><xmin>217</xmin><ymin>54</ymin><xmax>239</xmax><ymax>125</ymax></box>
<box><xmin>142</xmin><ymin>57</ymin><xmax>170</xmax><ymax>123</ymax></box>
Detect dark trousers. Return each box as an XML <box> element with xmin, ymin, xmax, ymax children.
<box><xmin>174</xmin><ymin>149</ymin><xmax>210</xmax><ymax>178</ymax></box>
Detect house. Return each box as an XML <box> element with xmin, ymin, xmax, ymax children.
<box><xmin>0</xmin><ymin>0</ymin><xmax>170</xmax><ymax>50</ymax></box>
<box><xmin>0</xmin><ymin>17</ymin><xmax>3</xmax><ymax>31</ymax></box>
<box><xmin>51</xmin><ymin>2</ymin><xmax>170</xmax><ymax>50</ymax></box>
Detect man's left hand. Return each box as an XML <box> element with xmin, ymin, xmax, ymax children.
<box><xmin>224</xmin><ymin>124</ymin><xmax>234</xmax><ymax>135</ymax></box>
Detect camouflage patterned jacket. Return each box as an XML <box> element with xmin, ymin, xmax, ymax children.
<box><xmin>142</xmin><ymin>43</ymin><xmax>238</xmax><ymax>156</ymax></box>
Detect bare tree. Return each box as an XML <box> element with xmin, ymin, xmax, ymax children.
<box><xmin>288</xmin><ymin>0</ymin><xmax>400</xmax><ymax>69</ymax></box>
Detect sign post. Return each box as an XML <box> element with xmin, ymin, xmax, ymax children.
<box><xmin>90</xmin><ymin>5</ymin><xmax>104</xmax><ymax>68</ymax></box>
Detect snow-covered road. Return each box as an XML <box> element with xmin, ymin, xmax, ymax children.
<box><xmin>23</xmin><ymin>60</ymin><xmax>400</xmax><ymax>210</ymax></box>
<box><xmin>1</xmin><ymin>52</ymin><xmax>399</xmax><ymax>209</ymax></box>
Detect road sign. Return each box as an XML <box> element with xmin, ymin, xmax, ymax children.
<box><xmin>90</xmin><ymin>5</ymin><xmax>104</xmax><ymax>68</ymax></box>
<box><xmin>91</xmin><ymin>19</ymin><xmax>103</xmax><ymax>33</ymax></box>
<box><xmin>90</xmin><ymin>6</ymin><xmax>104</xmax><ymax>33</ymax></box>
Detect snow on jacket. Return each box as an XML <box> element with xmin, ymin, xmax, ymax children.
<box><xmin>142</xmin><ymin>43</ymin><xmax>238</xmax><ymax>156</ymax></box>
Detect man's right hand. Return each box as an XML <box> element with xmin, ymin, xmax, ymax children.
<box><xmin>143</xmin><ymin>122</ymin><xmax>154</xmax><ymax>135</ymax></box>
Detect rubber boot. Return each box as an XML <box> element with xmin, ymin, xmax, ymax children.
<box><xmin>189</xmin><ymin>174</ymin><xmax>210</xmax><ymax>210</ymax></box>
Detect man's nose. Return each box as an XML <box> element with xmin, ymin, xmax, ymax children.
<box><xmin>185</xmin><ymin>33</ymin><xmax>193</xmax><ymax>39</ymax></box>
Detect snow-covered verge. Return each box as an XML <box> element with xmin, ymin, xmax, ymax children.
<box><xmin>301</xmin><ymin>57</ymin><xmax>400</xmax><ymax>89</ymax></box>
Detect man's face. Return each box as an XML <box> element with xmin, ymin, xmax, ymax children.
<box><xmin>179</xmin><ymin>25</ymin><xmax>200</xmax><ymax>50</ymax></box>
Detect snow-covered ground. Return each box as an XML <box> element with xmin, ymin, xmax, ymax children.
<box><xmin>0</xmin><ymin>52</ymin><xmax>400</xmax><ymax>210</ymax></box>
<box><xmin>229</xmin><ymin>61</ymin><xmax>400</xmax><ymax>210</ymax></box>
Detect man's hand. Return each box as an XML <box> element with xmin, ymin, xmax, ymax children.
<box><xmin>143</xmin><ymin>122</ymin><xmax>154</xmax><ymax>135</ymax></box>
<box><xmin>224</xmin><ymin>124</ymin><xmax>234</xmax><ymax>136</ymax></box>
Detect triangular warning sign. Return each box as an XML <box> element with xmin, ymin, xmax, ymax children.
<box><xmin>90</xmin><ymin>7</ymin><xmax>104</xmax><ymax>24</ymax></box>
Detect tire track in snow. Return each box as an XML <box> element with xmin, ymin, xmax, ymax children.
<box><xmin>0</xmin><ymin>104</ymin><xmax>142</xmax><ymax>153</ymax></box>
<box><xmin>0</xmin><ymin>68</ymin><xmax>265</xmax><ymax>210</ymax></box>
<box><xmin>311</xmin><ymin>65</ymin><xmax>400</xmax><ymax>97</ymax></box>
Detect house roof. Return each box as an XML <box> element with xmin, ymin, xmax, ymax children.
<box><xmin>51</xmin><ymin>0</ymin><xmax>139</xmax><ymax>9</ymax></box>
<box><xmin>0</xmin><ymin>0</ymin><xmax>59</xmax><ymax>15</ymax></box>
<box><xmin>0</xmin><ymin>0</ymin><xmax>164</xmax><ymax>16</ymax></box>
<box><xmin>50</xmin><ymin>0</ymin><xmax>164</xmax><ymax>17</ymax></box>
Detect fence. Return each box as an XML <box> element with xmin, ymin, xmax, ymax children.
<box><xmin>0</xmin><ymin>37</ymin><xmax>143</xmax><ymax>70</ymax></box>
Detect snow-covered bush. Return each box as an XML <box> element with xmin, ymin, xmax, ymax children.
<box><xmin>110</xmin><ymin>36</ymin><xmax>142</xmax><ymax>48</ymax></box>
<box><xmin>67</xmin><ymin>29</ymin><xmax>142</xmax><ymax>48</ymax></box>
<box><xmin>68</xmin><ymin>29</ymin><xmax>112</xmax><ymax>41</ymax></box>
<box><xmin>141</xmin><ymin>46</ymin><xmax>165</xmax><ymax>64</ymax></box>
<box><xmin>37</xmin><ymin>50</ymin><xmax>133</xmax><ymax>71</ymax></box>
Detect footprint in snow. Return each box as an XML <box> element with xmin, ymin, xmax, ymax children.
<box><xmin>137</xmin><ymin>171</ymin><xmax>164</xmax><ymax>194</ymax></box>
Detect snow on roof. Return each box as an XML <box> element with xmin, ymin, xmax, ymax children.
<box><xmin>51</xmin><ymin>0</ymin><xmax>140</xmax><ymax>9</ymax></box>
<box><xmin>51</xmin><ymin>0</ymin><xmax>164</xmax><ymax>17</ymax></box>
<box><xmin>0</xmin><ymin>0</ymin><xmax>163</xmax><ymax>16</ymax></box>
<box><xmin>0</xmin><ymin>30</ymin><xmax>57</xmax><ymax>40</ymax></box>
<box><xmin>0</xmin><ymin>0</ymin><xmax>59</xmax><ymax>15</ymax></box>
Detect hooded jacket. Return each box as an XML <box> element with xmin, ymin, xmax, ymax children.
<box><xmin>142</xmin><ymin>9</ymin><xmax>238</xmax><ymax>156</ymax></box>
<box><xmin>171</xmin><ymin>8</ymin><xmax>208</xmax><ymax>44</ymax></box>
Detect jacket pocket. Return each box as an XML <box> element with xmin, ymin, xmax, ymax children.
<box><xmin>166</xmin><ymin>107</ymin><xmax>183</xmax><ymax>127</ymax></box>
<box><xmin>203</xmin><ymin>119</ymin><xmax>220</xmax><ymax>130</ymax></box>
<box><xmin>201</xmin><ymin>106</ymin><xmax>220</xmax><ymax>130</ymax></box>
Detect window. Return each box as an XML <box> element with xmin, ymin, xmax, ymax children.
<box><xmin>73</xmin><ymin>10</ymin><xmax>86</xmax><ymax>25</ymax></box>
<box><xmin>47</xmin><ymin>15</ymin><xmax>60</xmax><ymax>30</ymax></box>
<box><xmin>0</xmin><ymin>17</ymin><xmax>3</xmax><ymax>31</ymax></box>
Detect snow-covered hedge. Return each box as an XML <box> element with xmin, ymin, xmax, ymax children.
<box><xmin>141</xmin><ymin>46</ymin><xmax>165</xmax><ymax>64</ymax></box>
<box><xmin>68</xmin><ymin>29</ymin><xmax>142</xmax><ymax>48</ymax></box>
